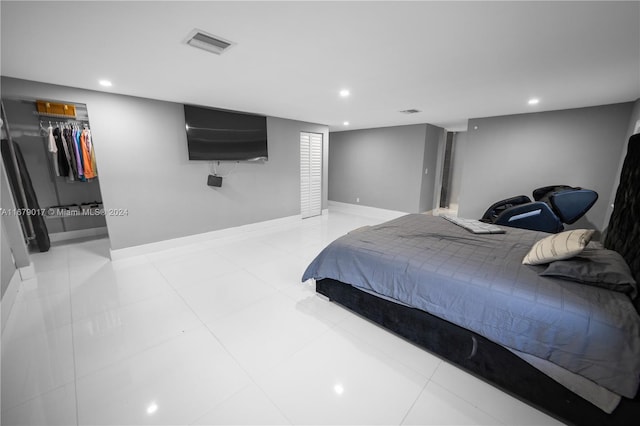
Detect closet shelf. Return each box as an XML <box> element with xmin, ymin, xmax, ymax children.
<box><xmin>35</xmin><ymin>100</ymin><xmax>77</xmax><ymax>118</ymax></box>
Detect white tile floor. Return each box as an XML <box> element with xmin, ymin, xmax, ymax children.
<box><xmin>1</xmin><ymin>210</ymin><xmax>564</xmax><ymax>425</ymax></box>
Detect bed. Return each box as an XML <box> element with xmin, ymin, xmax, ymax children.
<box><xmin>302</xmin><ymin>134</ymin><xmax>640</xmax><ymax>426</ymax></box>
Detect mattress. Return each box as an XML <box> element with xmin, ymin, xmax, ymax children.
<box><xmin>302</xmin><ymin>214</ymin><xmax>640</xmax><ymax>398</ymax></box>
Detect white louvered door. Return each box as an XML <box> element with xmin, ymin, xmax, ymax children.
<box><xmin>300</xmin><ymin>132</ymin><xmax>323</xmax><ymax>219</ymax></box>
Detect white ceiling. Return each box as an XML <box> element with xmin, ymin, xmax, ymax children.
<box><xmin>1</xmin><ymin>1</ymin><xmax>639</xmax><ymax>132</ymax></box>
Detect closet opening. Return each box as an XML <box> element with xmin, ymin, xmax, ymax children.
<box><xmin>1</xmin><ymin>98</ymin><xmax>108</xmax><ymax>253</ymax></box>
<box><xmin>439</xmin><ymin>132</ymin><xmax>455</xmax><ymax>209</ymax></box>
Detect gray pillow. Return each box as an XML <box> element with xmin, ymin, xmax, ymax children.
<box><xmin>540</xmin><ymin>248</ymin><xmax>637</xmax><ymax>299</ymax></box>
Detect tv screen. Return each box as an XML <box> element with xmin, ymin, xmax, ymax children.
<box><xmin>184</xmin><ymin>105</ymin><xmax>268</xmax><ymax>161</ymax></box>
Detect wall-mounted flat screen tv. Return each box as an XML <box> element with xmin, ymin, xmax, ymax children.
<box><xmin>184</xmin><ymin>105</ymin><xmax>268</xmax><ymax>161</ymax></box>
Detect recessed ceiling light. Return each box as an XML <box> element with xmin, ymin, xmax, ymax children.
<box><xmin>146</xmin><ymin>402</ymin><xmax>158</xmax><ymax>415</ymax></box>
<box><xmin>343</xmin><ymin>121</ymin><xmax>350</xmax><ymax>126</ymax></box>
<box><xmin>339</xmin><ymin>89</ymin><xmax>350</xmax><ymax>97</ymax></box>
<box><xmin>528</xmin><ymin>98</ymin><xmax>540</xmax><ymax>105</ymax></box>
<box><xmin>99</xmin><ymin>80</ymin><xmax>112</xmax><ymax>87</ymax></box>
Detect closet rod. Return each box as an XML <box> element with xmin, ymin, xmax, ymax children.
<box><xmin>39</xmin><ymin>119</ymin><xmax>88</xmax><ymax>129</ymax></box>
<box><xmin>36</xmin><ymin>112</ymin><xmax>78</xmax><ymax>120</ymax></box>
<box><xmin>1</xmin><ymin>101</ymin><xmax>35</xmax><ymax>240</ymax></box>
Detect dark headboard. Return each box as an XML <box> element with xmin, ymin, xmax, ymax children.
<box><xmin>604</xmin><ymin>133</ymin><xmax>640</xmax><ymax>310</ymax></box>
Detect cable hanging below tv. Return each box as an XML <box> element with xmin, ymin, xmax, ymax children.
<box><xmin>184</xmin><ymin>104</ymin><xmax>268</xmax><ymax>161</ymax></box>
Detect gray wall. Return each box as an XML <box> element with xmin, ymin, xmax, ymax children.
<box><xmin>458</xmin><ymin>102</ymin><xmax>633</xmax><ymax>231</ymax></box>
<box><xmin>329</xmin><ymin>124</ymin><xmax>443</xmax><ymax>213</ymax></box>
<box><xmin>2</xmin><ymin>77</ymin><xmax>329</xmax><ymax>250</ymax></box>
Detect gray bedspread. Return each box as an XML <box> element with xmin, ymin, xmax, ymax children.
<box><xmin>302</xmin><ymin>214</ymin><xmax>640</xmax><ymax>398</ymax></box>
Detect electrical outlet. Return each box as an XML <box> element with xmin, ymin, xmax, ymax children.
<box><xmin>356</xmin><ymin>197</ymin><xmax>360</xmax><ymax>203</ymax></box>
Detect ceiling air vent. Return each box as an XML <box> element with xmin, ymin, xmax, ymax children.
<box><xmin>185</xmin><ymin>29</ymin><xmax>235</xmax><ymax>55</ymax></box>
<box><xmin>399</xmin><ymin>109</ymin><xmax>421</xmax><ymax>114</ymax></box>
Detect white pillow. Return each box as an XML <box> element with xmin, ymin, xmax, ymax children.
<box><xmin>522</xmin><ymin>229</ymin><xmax>595</xmax><ymax>265</ymax></box>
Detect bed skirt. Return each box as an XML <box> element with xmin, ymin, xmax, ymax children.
<box><xmin>316</xmin><ymin>278</ymin><xmax>639</xmax><ymax>426</ymax></box>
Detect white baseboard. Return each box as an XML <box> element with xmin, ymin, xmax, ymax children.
<box><xmin>18</xmin><ymin>262</ymin><xmax>35</xmax><ymax>280</ymax></box>
<box><xmin>328</xmin><ymin>201</ymin><xmax>408</xmax><ymax>221</ymax></box>
<box><xmin>110</xmin><ymin>214</ymin><xmax>302</xmax><ymax>260</ymax></box>
<box><xmin>1</xmin><ymin>270</ymin><xmax>23</xmax><ymax>335</ymax></box>
<box><xmin>49</xmin><ymin>227</ymin><xmax>108</xmax><ymax>243</ymax></box>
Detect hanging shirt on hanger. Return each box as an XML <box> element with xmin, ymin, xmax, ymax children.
<box><xmin>81</xmin><ymin>128</ymin><xmax>96</xmax><ymax>179</ymax></box>
<box><xmin>62</xmin><ymin>127</ymin><xmax>77</xmax><ymax>181</ymax></box>
<box><xmin>73</xmin><ymin>128</ymin><xmax>85</xmax><ymax>180</ymax></box>
<box><xmin>87</xmin><ymin>129</ymin><xmax>98</xmax><ymax>177</ymax></box>
<box><xmin>47</xmin><ymin>125</ymin><xmax>60</xmax><ymax>176</ymax></box>
<box><xmin>53</xmin><ymin>127</ymin><xmax>70</xmax><ymax>178</ymax></box>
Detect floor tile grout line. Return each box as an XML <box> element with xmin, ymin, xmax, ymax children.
<box><xmin>427</xmin><ymin>358</ymin><xmax>443</xmax><ymax>380</ymax></box>
<box><xmin>186</xmin><ymin>381</ymin><xmax>254</xmax><ymax>425</ymax></box>
<box><xmin>162</xmin><ymin>268</ymin><xmax>296</xmax><ymax>425</ymax></box>
<box><xmin>0</xmin><ymin>380</ymin><xmax>77</xmax><ymax>416</ymax></box>
<box><xmin>72</xmin><ymin>249</ymin><xmax>243</xmax><ymax>325</ymax></box>
<box><xmin>67</xmin><ymin>288</ymin><xmax>180</xmax><ymax>326</ymax></box>
<box><xmin>0</xmin><ymin>251</ymin><xmax>73</xmax><ymax>412</ymax></box>
<box><xmin>198</xmin><ymin>315</ymin><xmax>332</xmax><ymax>426</ymax></box>
<box><xmin>398</xmin><ymin>378</ymin><xmax>430</xmax><ymax>426</ymax></box>
<box><xmin>239</xmin><ymin>376</ymin><xmax>296</xmax><ymax>426</ymax></box>
<box><xmin>69</xmin><ymin>244</ymin><xmax>208</xmax><ymax>381</ymax></box>
<box><xmin>157</xmin><ymin>239</ymin><xmax>333</xmax><ymax>426</ymax></box>
<box><xmin>167</xmin><ymin>221</ymin><xmax>392</xmax><ymax>391</ymax></box>
<box><xmin>429</xmin><ymin>362</ymin><xmax>516</xmax><ymax>425</ymax></box>
<box><xmin>70</xmin><ymin>323</ymin><xmax>203</xmax><ymax>382</ymax></box>
<box><xmin>150</xmin><ymin>255</ymin><xmax>281</xmax><ymax>325</ymax></box>
<box><xmin>333</xmin><ymin>317</ymin><xmax>443</xmax><ymax>381</ymax></box>
<box><xmin>187</xmin><ymin>372</ymin><xmax>295</xmax><ymax>426</ymax></box>
<box><xmin>215</xmin><ymin>310</ymin><xmax>421</xmax><ymax>426</ymax></box>
<box><xmin>425</xmin><ymin>380</ymin><xmax>509</xmax><ymax>426</ymax></box>
<box><xmin>243</xmin><ymin>320</ymin><xmax>337</xmax><ymax>381</ymax></box>
<box><xmin>149</xmin><ymin>247</ymin><xmax>251</xmax><ymax>284</ymax></box>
